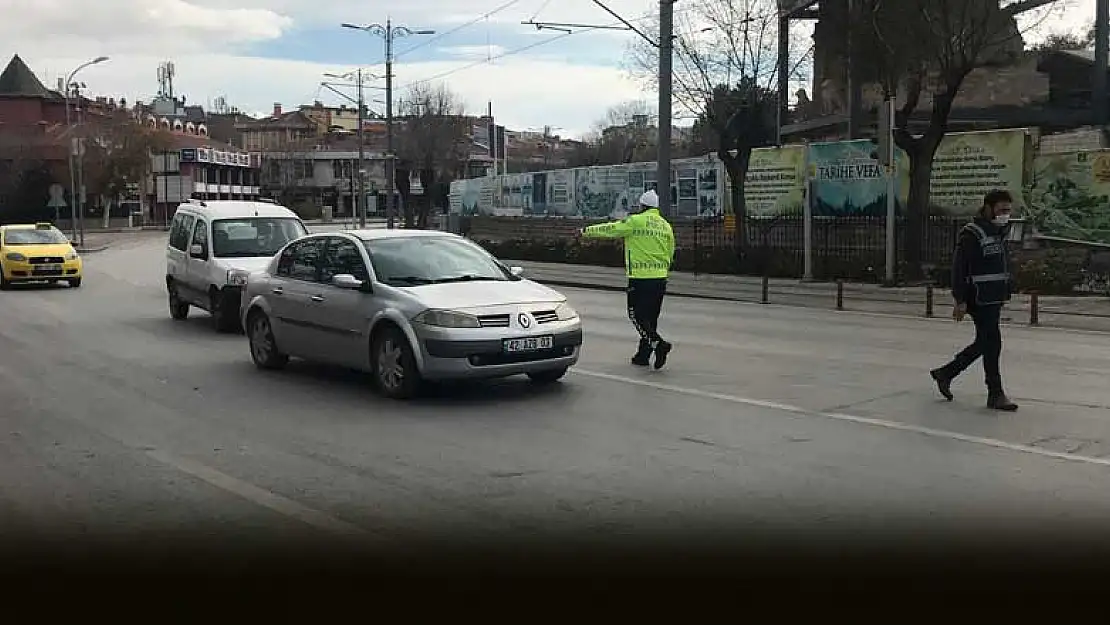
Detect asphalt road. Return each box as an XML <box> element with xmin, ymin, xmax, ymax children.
<box><xmin>4</xmin><ymin>232</ymin><xmax>1110</xmax><ymax>552</ymax></box>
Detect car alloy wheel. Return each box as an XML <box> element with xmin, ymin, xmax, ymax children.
<box><xmin>377</xmin><ymin>338</ymin><xmax>405</xmax><ymax>392</ymax></box>
<box><xmin>249</xmin><ymin>312</ymin><xmax>287</xmax><ymax>370</ymax></box>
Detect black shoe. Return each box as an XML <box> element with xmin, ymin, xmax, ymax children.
<box><xmin>631</xmin><ymin>345</ymin><xmax>652</xmax><ymax>367</ymax></box>
<box><xmin>653</xmin><ymin>341</ymin><xmax>672</xmax><ymax>370</ymax></box>
<box><xmin>988</xmin><ymin>393</ymin><xmax>1019</xmax><ymax>412</ymax></box>
<box><xmin>930</xmin><ymin>369</ymin><xmax>953</xmax><ymax>401</ymax></box>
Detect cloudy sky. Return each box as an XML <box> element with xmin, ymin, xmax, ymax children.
<box><xmin>0</xmin><ymin>0</ymin><xmax>1097</xmax><ymax>139</ymax></box>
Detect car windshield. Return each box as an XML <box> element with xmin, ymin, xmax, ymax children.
<box><xmin>363</xmin><ymin>236</ymin><xmax>512</xmax><ymax>287</ymax></box>
<box><xmin>4</xmin><ymin>228</ymin><xmax>68</xmax><ymax>245</ymax></box>
<box><xmin>212</xmin><ymin>218</ymin><xmax>307</xmax><ymax>258</ymax></box>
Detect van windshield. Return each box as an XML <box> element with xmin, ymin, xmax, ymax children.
<box><xmin>212</xmin><ymin>218</ymin><xmax>307</xmax><ymax>258</ymax></box>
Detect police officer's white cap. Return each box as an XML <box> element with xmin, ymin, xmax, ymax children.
<box><xmin>639</xmin><ymin>189</ymin><xmax>660</xmax><ymax>208</ymax></box>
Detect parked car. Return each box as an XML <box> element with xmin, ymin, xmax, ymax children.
<box><xmin>0</xmin><ymin>222</ymin><xmax>83</xmax><ymax>289</ymax></box>
<box><xmin>165</xmin><ymin>199</ymin><xmax>308</xmax><ymax>332</ymax></box>
<box><xmin>240</xmin><ymin>229</ymin><xmax>583</xmax><ymax>399</ymax></box>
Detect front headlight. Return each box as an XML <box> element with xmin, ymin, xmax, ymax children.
<box><xmin>554</xmin><ymin>302</ymin><xmax>579</xmax><ymax>321</ymax></box>
<box><xmin>412</xmin><ymin>309</ymin><xmax>481</xmax><ymax>328</ymax></box>
<box><xmin>5</xmin><ymin>252</ymin><xmax>25</xmax><ymax>261</ymax></box>
<box><xmin>65</xmin><ymin>251</ymin><xmax>79</xmax><ymax>260</ymax></box>
<box><xmin>227</xmin><ymin>269</ymin><xmax>250</xmax><ymax>287</ymax></box>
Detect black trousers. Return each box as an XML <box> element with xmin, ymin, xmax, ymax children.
<box><xmin>627</xmin><ymin>278</ymin><xmax>667</xmax><ymax>348</ymax></box>
<box><xmin>938</xmin><ymin>304</ymin><xmax>1004</xmax><ymax>394</ymax></box>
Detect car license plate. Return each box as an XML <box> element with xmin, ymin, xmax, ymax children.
<box><xmin>37</xmin><ymin>264</ymin><xmax>62</xmax><ymax>273</ymax></box>
<box><xmin>503</xmin><ymin>335</ymin><xmax>554</xmax><ymax>353</ymax></box>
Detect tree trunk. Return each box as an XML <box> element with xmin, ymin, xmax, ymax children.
<box><xmin>903</xmin><ymin>143</ymin><xmax>937</xmax><ymax>281</ymax></box>
<box><xmin>417</xmin><ymin>169</ymin><xmax>435</xmax><ymax>229</ymax></box>
<box><xmin>722</xmin><ymin>148</ymin><xmax>752</xmax><ymax>253</ymax></box>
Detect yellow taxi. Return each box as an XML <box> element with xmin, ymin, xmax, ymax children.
<box><xmin>0</xmin><ymin>223</ymin><xmax>83</xmax><ymax>289</ymax></box>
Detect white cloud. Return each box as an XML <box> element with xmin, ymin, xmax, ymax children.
<box><xmin>0</xmin><ymin>0</ymin><xmax>292</xmax><ymax>52</ymax></box>
<box><xmin>6</xmin><ymin>51</ymin><xmax>643</xmax><ymax>139</ymax></box>
<box><xmin>0</xmin><ymin>0</ymin><xmax>654</xmax><ymax>138</ymax></box>
<box><xmin>438</xmin><ymin>45</ymin><xmax>510</xmax><ymax>60</ymax></box>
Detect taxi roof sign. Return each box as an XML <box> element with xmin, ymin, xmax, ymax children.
<box><xmin>35</xmin><ymin>222</ymin><xmax>54</xmax><ymax>229</ymax></box>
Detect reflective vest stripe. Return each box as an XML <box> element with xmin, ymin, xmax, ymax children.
<box><xmin>971</xmin><ymin>273</ymin><xmax>1009</xmax><ymax>283</ymax></box>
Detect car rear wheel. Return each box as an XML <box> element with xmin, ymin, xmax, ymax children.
<box><xmin>372</xmin><ymin>325</ymin><xmax>421</xmax><ymax>400</ymax></box>
<box><xmin>527</xmin><ymin>367</ymin><xmax>568</xmax><ymax>384</ymax></box>
<box><xmin>247</xmin><ymin>310</ymin><xmax>288</xmax><ymax>370</ymax></box>
<box><xmin>168</xmin><ymin>284</ymin><xmax>189</xmax><ymax>320</ymax></box>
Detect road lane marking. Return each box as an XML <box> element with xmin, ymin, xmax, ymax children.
<box><xmin>571</xmin><ymin>368</ymin><xmax>1110</xmax><ymax>469</ymax></box>
<box><xmin>145</xmin><ymin>450</ymin><xmax>372</xmax><ymax>537</ymax></box>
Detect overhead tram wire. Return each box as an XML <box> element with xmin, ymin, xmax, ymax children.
<box><xmin>399</xmin><ymin>4</ymin><xmax>696</xmax><ymax>90</ymax></box>
<box><xmin>394</xmin><ymin>0</ymin><xmax>526</xmax><ymax>59</ymax></box>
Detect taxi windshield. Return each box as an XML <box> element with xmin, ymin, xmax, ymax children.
<box><xmin>4</xmin><ymin>228</ymin><xmax>68</xmax><ymax>245</ymax></box>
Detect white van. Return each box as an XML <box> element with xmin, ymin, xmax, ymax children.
<box><xmin>166</xmin><ymin>199</ymin><xmax>308</xmax><ymax>332</ymax></box>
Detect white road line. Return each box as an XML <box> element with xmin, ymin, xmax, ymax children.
<box><xmin>571</xmin><ymin>368</ymin><xmax>1110</xmax><ymax>469</ymax></box>
<box><xmin>145</xmin><ymin>450</ymin><xmax>372</xmax><ymax>537</ymax></box>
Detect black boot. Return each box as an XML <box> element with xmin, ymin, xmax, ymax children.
<box><xmin>930</xmin><ymin>368</ymin><xmax>954</xmax><ymax>401</ymax></box>
<box><xmin>653</xmin><ymin>340</ymin><xmax>672</xmax><ymax>370</ymax></box>
<box><xmin>631</xmin><ymin>342</ymin><xmax>652</xmax><ymax>367</ymax></box>
<box><xmin>988</xmin><ymin>392</ymin><xmax>1018</xmax><ymax>412</ymax></box>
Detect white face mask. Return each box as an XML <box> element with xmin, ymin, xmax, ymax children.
<box><xmin>993</xmin><ymin>214</ymin><xmax>1011</xmax><ymax>227</ymax></box>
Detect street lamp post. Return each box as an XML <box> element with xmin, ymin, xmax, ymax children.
<box><xmin>324</xmin><ymin>69</ymin><xmax>378</xmax><ymax>228</ymax></box>
<box><xmin>63</xmin><ymin>56</ymin><xmax>108</xmax><ymax>245</ymax></box>
<box><xmin>342</xmin><ymin>20</ymin><xmax>435</xmax><ymax>229</ymax></box>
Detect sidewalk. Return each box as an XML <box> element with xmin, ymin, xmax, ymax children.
<box><xmin>509</xmin><ymin>259</ymin><xmax>1110</xmax><ymax>333</ymax></box>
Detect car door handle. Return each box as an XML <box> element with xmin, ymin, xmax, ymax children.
<box><xmin>310</xmin><ymin>295</ymin><xmax>325</xmax><ymax>302</ymax></box>
<box><xmin>271</xmin><ymin>287</ymin><xmax>284</xmax><ymax>295</ymax></box>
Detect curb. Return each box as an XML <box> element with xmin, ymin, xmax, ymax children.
<box><xmin>533</xmin><ymin>278</ymin><xmax>771</xmax><ymax>304</ymax></box>
<box><xmin>77</xmin><ymin>246</ymin><xmax>110</xmax><ymax>254</ymax></box>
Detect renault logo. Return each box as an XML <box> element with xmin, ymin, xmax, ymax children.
<box><xmin>518</xmin><ymin>313</ymin><xmax>532</xmax><ymax>328</ymax></box>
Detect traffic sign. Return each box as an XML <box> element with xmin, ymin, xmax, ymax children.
<box><xmin>48</xmin><ymin>184</ymin><xmax>66</xmax><ymax>208</ymax></box>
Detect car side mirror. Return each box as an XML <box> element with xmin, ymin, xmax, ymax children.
<box><xmin>332</xmin><ymin>273</ymin><xmax>367</xmax><ymax>291</ymax></box>
<box><xmin>509</xmin><ymin>266</ymin><xmax>524</xmax><ymax>277</ymax></box>
<box><xmin>189</xmin><ymin>243</ymin><xmax>207</xmax><ymax>259</ymax></box>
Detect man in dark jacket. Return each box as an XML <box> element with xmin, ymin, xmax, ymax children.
<box><xmin>930</xmin><ymin>190</ymin><xmax>1019</xmax><ymax>411</ymax></box>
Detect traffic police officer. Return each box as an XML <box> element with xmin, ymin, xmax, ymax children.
<box><xmin>580</xmin><ymin>189</ymin><xmax>676</xmax><ymax>369</ymax></box>
<box><xmin>930</xmin><ymin>189</ymin><xmax>1019</xmax><ymax>411</ymax></box>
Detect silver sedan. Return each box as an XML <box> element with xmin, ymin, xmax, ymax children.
<box><xmin>239</xmin><ymin>229</ymin><xmax>583</xmax><ymax>399</ymax></box>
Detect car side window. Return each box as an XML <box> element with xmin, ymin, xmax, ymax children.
<box><xmin>169</xmin><ymin>213</ymin><xmax>192</xmax><ymax>251</ymax></box>
<box><xmin>320</xmin><ymin>237</ymin><xmax>370</xmax><ymax>284</ymax></box>
<box><xmin>281</xmin><ymin>238</ymin><xmax>323</xmax><ymax>282</ymax></box>
<box><xmin>191</xmin><ymin>219</ymin><xmax>208</xmax><ymax>254</ymax></box>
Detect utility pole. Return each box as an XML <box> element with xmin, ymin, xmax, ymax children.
<box><xmin>324</xmin><ymin>69</ymin><xmax>381</xmax><ymax>228</ymax></box>
<box><xmin>658</xmin><ymin>0</ymin><xmax>674</xmax><ymax>217</ymax></box>
<box><xmin>342</xmin><ymin>20</ymin><xmax>435</xmax><ymax>230</ymax></box>
<box><xmin>357</xmin><ymin>66</ymin><xmax>367</xmax><ymax>228</ymax></box>
<box><xmin>63</xmin><ymin>56</ymin><xmax>107</xmax><ymax>243</ymax></box>
<box><xmin>1096</xmin><ymin>0</ymin><xmax>1109</xmax><ymax>126</ymax></box>
<box><xmin>385</xmin><ymin>22</ymin><xmax>396</xmax><ymax>229</ymax></box>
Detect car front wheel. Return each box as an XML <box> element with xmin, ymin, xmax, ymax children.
<box><xmin>168</xmin><ymin>284</ymin><xmax>189</xmax><ymax>320</ymax></box>
<box><xmin>247</xmin><ymin>310</ymin><xmax>289</xmax><ymax>370</ymax></box>
<box><xmin>372</xmin><ymin>325</ymin><xmax>421</xmax><ymax>400</ymax></box>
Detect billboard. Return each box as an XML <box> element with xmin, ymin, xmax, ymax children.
<box><xmin>744</xmin><ymin>144</ymin><xmax>807</xmax><ymax>216</ymax></box>
<box><xmin>896</xmin><ymin>128</ymin><xmax>1030</xmax><ymax>215</ymax></box>
<box><xmin>1028</xmin><ymin>150</ymin><xmax>1110</xmax><ymax>244</ymax></box>
<box><xmin>809</xmin><ymin>139</ymin><xmax>897</xmax><ymax>216</ymax></box>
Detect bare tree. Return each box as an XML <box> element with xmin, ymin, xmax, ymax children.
<box><xmin>396</xmin><ymin>82</ymin><xmax>471</xmax><ymax>228</ymax></box>
<box><xmin>840</xmin><ymin>0</ymin><xmax>1058</xmax><ymax>277</ymax></box>
<box><xmin>626</xmin><ymin>0</ymin><xmax>813</xmax><ymax>245</ymax></box>
<box><xmin>82</xmin><ymin>108</ymin><xmax>174</xmax><ymax>225</ymax></box>
<box><xmin>259</xmin><ymin>138</ymin><xmax>318</xmax><ymax>217</ymax></box>
<box><xmin>0</xmin><ymin>131</ymin><xmax>54</xmax><ymax>224</ymax></box>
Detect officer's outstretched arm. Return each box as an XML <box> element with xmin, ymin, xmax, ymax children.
<box><xmin>581</xmin><ymin>218</ymin><xmax>634</xmax><ymax>239</ymax></box>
